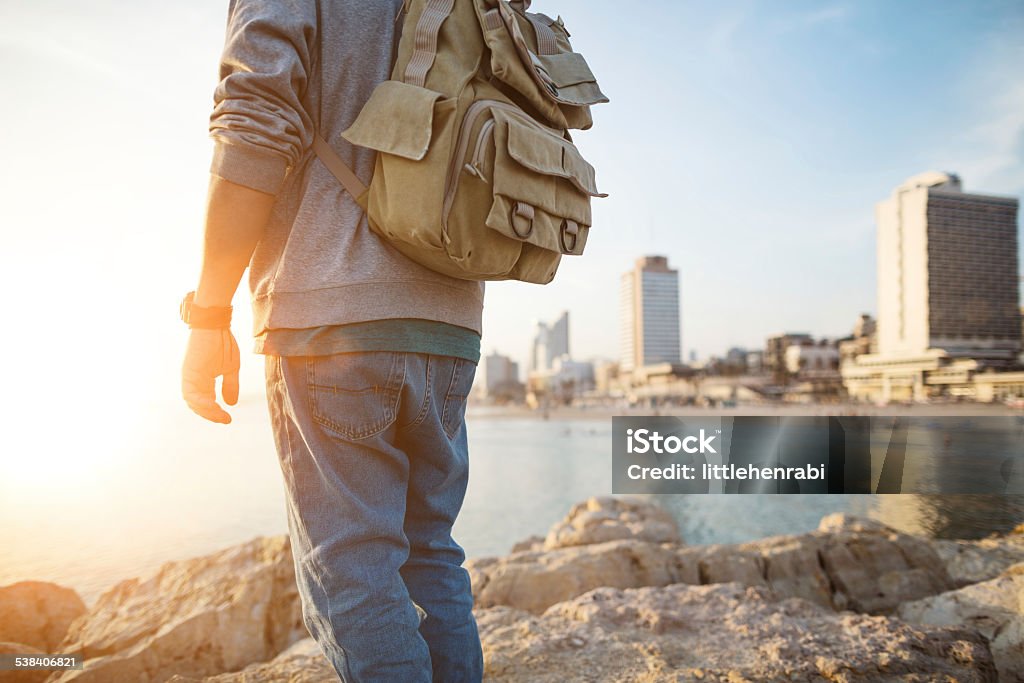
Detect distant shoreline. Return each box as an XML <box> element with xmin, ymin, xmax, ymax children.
<box><xmin>467</xmin><ymin>402</ymin><xmax>1024</xmax><ymax>421</ymax></box>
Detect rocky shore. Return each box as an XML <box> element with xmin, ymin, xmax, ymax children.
<box><xmin>2</xmin><ymin>497</ymin><xmax>1023</xmax><ymax>682</ymax></box>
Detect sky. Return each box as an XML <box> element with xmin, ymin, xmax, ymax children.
<box><xmin>1</xmin><ymin>0</ymin><xmax>1022</xmax><ymax>409</ymax></box>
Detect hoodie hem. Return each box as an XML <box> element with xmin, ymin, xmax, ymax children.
<box><xmin>251</xmin><ymin>280</ymin><xmax>485</xmax><ymax>340</ymax></box>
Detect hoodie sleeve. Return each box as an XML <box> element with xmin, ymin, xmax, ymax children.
<box><xmin>208</xmin><ymin>0</ymin><xmax>318</xmax><ymax>195</ymax></box>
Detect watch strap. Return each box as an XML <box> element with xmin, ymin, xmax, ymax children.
<box><xmin>181</xmin><ymin>291</ymin><xmax>232</xmax><ymax>329</ymax></box>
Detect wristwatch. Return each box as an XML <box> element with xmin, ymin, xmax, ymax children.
<box><xmin>180</xmin><ymin>291</ymin><xmax>232</xmax><ymax>329</ymax></box>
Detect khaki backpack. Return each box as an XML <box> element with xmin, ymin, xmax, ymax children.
<box><xmin>314</xmin><ymin>0</ymin><xmax>608</xmax><ymax>284</ymax></box>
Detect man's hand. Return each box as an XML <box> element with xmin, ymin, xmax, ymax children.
<box><xmin>181</xmin><ymin>176</ymin><xmax>275</xmax><ymax>424</ymax></box>
<box><xmin>182</xmin><ymin>328</ymin><xmax>241</xmax><ymax>424</ymax></box>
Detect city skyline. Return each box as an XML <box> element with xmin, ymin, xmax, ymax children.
<box><xmin>477</xmin><ymin>1</ymin><xmax>1024</xmax><ymax>376</ymax></box>
<box><xmin>486</xmin><ymin>169</ymin><xmax>1023</xmax><ymax>381</ymax></box>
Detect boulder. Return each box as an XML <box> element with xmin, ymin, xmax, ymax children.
<box><xmin>898</xmin><ymin>562</ymin><xmax>1024</xmax><ymax>682</ymax></box>
<box><xmin>931</xmin><ymin>534</ymin><xmax>1024</xmax><ymax>586</ymax></box>
<box><xmin>542</xmin><ymin>496</ymin><xmax>681</xmax><ymax>550</ymax></box>
<box><xmin>478</xmin><ymin>582</ymin><xmax>997</xmax><ymax>682</ymax></box>
<box><xmin>736</xmin><ymin>534</ymin><xmax>833</xmax><ymax>609</ymax></box>
<box><xmin>470</xmin><ymin>514</ymin><xmax>954</xmax><ymax>615</ymax></box>
<box><xmin>0</xmin><ymin>582</ymin><xmax>86</xmax><ymax>651</ymax></box>
<box><xmin>817</xmin><ymin>512</ymin><xmax>893</xmax><ymax>534</ymax></box>
<box><xmin>468</xmin><ymin>540</ymin><xmax>697</xmax><ymax>615</ymax></box>
<box><xmin>166</xmin><ymin>639</ymin><xmax>334</xmax><ymax>683</ymax></box>
<box><xmin>48</xmin><ymin>536</ymin><xmax>305</xmax><ymax>683</ymax></box>
<box><xmin>509</xmin><ymin>535</ymin><xmax>544</xmax><ymax>554</ymax></box>
<box><xmin>814</xmin><ymin>515</ymin><xmax>953</xmax><ymax>613</ymax></box>
<box><xmin>689</xmin><ymin>543</ymin><xmax>768</xmax><ymax>587</ymax></box>
<box><xmin>815</xmin><ymin>528</ymin><xmax>950</xmax><ymax>618</ymax></box>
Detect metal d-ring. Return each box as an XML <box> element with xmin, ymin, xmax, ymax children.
<box><xmin>510</xmin><ymin>201</ymin><xmax>535</xmax><ymax>239</ymax></box>
<box><xmin>560</xmin><ymin>218</ymin><xmax>579</xmax><ymax>253</ymax></box>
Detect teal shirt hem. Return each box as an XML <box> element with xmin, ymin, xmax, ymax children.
<box><xmin>255</xmin><ymin>318</ymin><xmax>481</xmax><ymax>363</ymax></box>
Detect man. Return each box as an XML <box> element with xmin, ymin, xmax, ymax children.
<box><xmin>179</xmin><ymin>0</ymin><xmax>486</xmax><ymax>680</ymax></box>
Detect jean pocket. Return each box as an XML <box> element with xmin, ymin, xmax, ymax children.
<box><xmin>441</xmin><ymin>357</ymin><xmax>477</xmax><ymax>439</ymax></box>
<box><xmin>307</xmin><ymin>352</ymin><xmax>405</xmax><ymax>440</ymax></box>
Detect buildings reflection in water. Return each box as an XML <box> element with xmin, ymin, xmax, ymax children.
<box><xmin>874</xmin><ymin>494</ymin><xmax>1024</xmax><ymax>539</ymax></box>
<box><xmin>645</xmin><ymin>415</ymin><xmax>1024</xmax><ymax>542</ymax></box>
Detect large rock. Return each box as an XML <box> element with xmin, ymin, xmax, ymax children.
<box><xmin>166</xmin><ymin>639</ymin><xmax>334</xmax><ymax>683</ymax></box>
<box><xmin>898</xmin><ymin>562</ymin><xmax>1024</xmax><ymax>682</ymax></box>
<box><xmin>469</xmin><ymin>513</ymin><xmax>954</xmax><ymax>615</ymax></box>
<box><xmin>49</xmin><ymin>536</ymin><xmax>305</xmax><ymax>683</ymax></box>
<box><xmin>468</xmin><ymin>540</ymin><xmax>698</xmax><ymax>614</ymax></box>
<box><xmin>509</xmin><ymin>535</ymin><xmax>545</xmax><ymax>554</ymax></box>
<box><xmin>817</xmin><ymin>512</ymin><xmax>893</xmax><ymax>534</ymax></box>
<box><xmin>478</xmin><ymin>582</ymin><xmax>997</xmax><ymax>682</ymax></box>
<box><xmin>814</xmin><ymin>513</ymin><xmax>953</xmax><ymax>613</ymax></box>
<box><xmin>679</xmin><ymin>515</ymin><xmax>952</xmax><ymax>614</ymax></box>
<box><xmin>931</xmin><ymin>533</ymin><xmax>1024</xmax><ymax>586</ymax></box>
<box><xmin>735</xmin><ymin>533</ymin><xmax>833</xmax><ymax>608</ymax></box>
<box><xmin>0</xmin><ymin>582</ymin><xmax>86</xmax><ymax>651</ymax></box>
<box><xmin>542</xmin><ymin>496</ymin><xmax>681</xmax><ymax>550</ymax></box>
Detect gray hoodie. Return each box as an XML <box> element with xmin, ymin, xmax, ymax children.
<box><xmin>209</xmin><ymin>0</ymin><xmax>485</xmax><ymax>339</ymax></box>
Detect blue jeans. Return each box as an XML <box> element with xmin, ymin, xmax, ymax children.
<box><xmin>265</xmin><ymin>351</ymin><xmax>483</xmax><ymax>682</ymax></box>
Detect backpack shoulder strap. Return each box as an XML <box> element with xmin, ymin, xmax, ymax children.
<box><xmin>311</xmin><ymin>0</ymin><xmax>376</xmax><ymax>200</ymax></box>
<box><xmin>402</xmin><ymin>0</ymin><xmax>455</xmax><ymax>87</ymax></box>
<box><xmin>313</xmin><ymin>134</ymin><xmax>367</xmax><ymax>199</ymax></box>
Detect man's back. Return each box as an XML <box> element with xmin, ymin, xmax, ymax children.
<box><xmin>209</xmin><ymin>0</ymin><xmax>484</xmax><ymax>340</ymax></box>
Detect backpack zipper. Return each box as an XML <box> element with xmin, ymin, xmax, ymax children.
<box><xmin>442</xmin><ymin>99</ymin><xmax>563</xmax><ymax>231</ymax></box>
<box><xmin>465</xmin><ymin>119</ymin><xmax>496</xmax><ymax>180</ymax></box>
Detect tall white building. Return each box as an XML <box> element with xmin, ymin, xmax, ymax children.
<box><xmin>876</xmin><ymin>171</ymin><xmax>1020</xmax><ymax>359</ymax></box>
<box><xmin>530</xmin><ymin>311</ymin><xmax>570</xmax><ymax>373</ymax></box>
<box><xmin>478</xmin><ymin>351</ymin><xmax>520</xmax><ymax>399</ymax></box>
<box><xmin>620</xmin><ymin>256</ymin><xmax>682</xmax><ymax>372</ymax></box>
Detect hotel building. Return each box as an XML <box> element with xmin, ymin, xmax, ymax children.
<box><xmin>843</xmin><ymin>172</ymin><xmax>1021</xmax><ymax>402</ymax></box>
<box><xmin>620</xmin><ymin>255</ymin><xmax>682</xmax><ymax>373</ymax></box>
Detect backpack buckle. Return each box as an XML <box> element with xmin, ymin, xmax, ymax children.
<box><xmin>510</xmin><ymin>201</ymin><xmax>535</xmax><ymax>239</ymax></box>
<box><xmin>560</xmin><ymin>219</ymin><xmax>579</xmax><ymax>253</ymax></box>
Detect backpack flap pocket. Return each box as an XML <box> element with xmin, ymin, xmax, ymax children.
<box><xmin>486</xmin><ymin>196</ymin><xmax>589</xmax><ymax>256</ymax></box>
<box><xmin>535</xmin><ymin>51</ymin><xmax>606</xmax><ymax>109</ymax></box>
<box><xmin>342</xmin><ymin>80</ymin><xmax>459</xmax><ymax>252</ymax></box>
<box><xmin>503</xmin><ymin>113</ymin><xmax>603</xmax><ymax>198</ymax></box>
<box><xmin>341</xmin><ymin>80</ymin><xmax>443</xmax><ymax>160</ymax></box>
<box><xmin>486</xmin><ymin>110</ymin><xmax>603</xmax><ymax>257</ymax></box>
<box><xmin>475</xmin><ymin>1</ymin><xmax>607</xmax><ymax>129</ymax></box>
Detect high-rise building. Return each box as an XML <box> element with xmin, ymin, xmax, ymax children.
<box><xmin>529</xmin><ymin>311</ymin><xmax>570</xmax><ymax>373</ymax></box>
<box><xmin>876</xmin><ymin>171</ymin><xmax>1020</xmax><ymax>359</ymax></box>
<box><xmin>843</xmin><ymin>172</ymin><xmax>1022</xmax><ymax>403</ymax></box>
<box><xmin>549</xmin><ymin>311</ymin><xmax>569</xmax><ymax>364</ymax></box>
<box><xmin>478</xmin><ymin>351</ymin><xmax>520</xmax><ymax>399</ymax></box>
<box><xmin>620</xmin><ymin>256</ymin><xmax>682</xmax><ymax>372</ymax></box>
